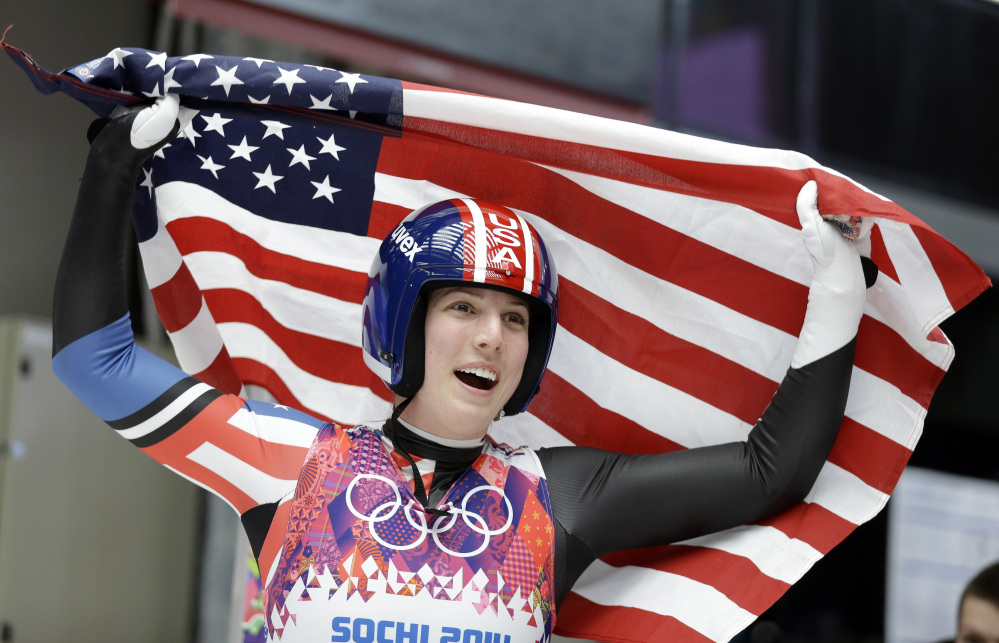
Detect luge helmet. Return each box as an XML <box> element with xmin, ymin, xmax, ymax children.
<box><xmin>362</xmin><ymin>198</ymin><xmax>559</xmax><ymax>416</ymax></box>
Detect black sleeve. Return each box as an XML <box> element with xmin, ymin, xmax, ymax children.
<box><xmin>538</xmin><ymin>337</ymin><xmax>855</xmax><ymax>606</ymax></box>
<box><xmin>52</xmin><ymin>113</ymin><xmax>177</xmax><ymax>356</ymax></box>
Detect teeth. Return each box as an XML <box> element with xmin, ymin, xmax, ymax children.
<box><xmin>456</xmin><ymin>367</ymin><xmax>497</xmax><ymax>382</ymax></box>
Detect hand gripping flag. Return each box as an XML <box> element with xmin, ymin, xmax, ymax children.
<box><xmin>4</xmin><ymin>39</ymin><xmax>990</xmax><ymax>643</ymax></box>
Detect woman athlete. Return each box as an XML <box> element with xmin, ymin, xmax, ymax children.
<box><xmin>53</xmin><ymin>95</ymin><xmax>870</xmax><ymax>642</ymax></box>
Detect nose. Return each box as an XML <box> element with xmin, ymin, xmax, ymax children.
<box><xmin>474</xmin><ymin>313</ymin><xmax>506</xmax><ymax>352</ymax></box>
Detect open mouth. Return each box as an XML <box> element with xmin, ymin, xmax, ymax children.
<box><xmin>454</xmin><ymin>367</ymin><xmax>498</xmax><ymax>391</ymax></box>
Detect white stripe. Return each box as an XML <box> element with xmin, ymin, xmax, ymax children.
<box><xmin>403</xmin><ymin>87</ymin><xmax>881</xmax><ymax>183</ymax></box>
<box><xmin>217</xmin><ymin>322</ymin><xmax>392</xmax><ymax>425</ymax></box>
<box><xmin>374</xmin><ymin>172</ymin><xmax>469</xmax><ymax>210</ymax></box>
<box><xmin>535</xmin><ymin>214</ymin><xmax>797</xmax><ymax>381</ymax></box>
<box><xmin>514</xmin><ymin>210</ymin><xmax>535</xmax><ymax>294</ymax></box>
<box><xmin>464</xmin><ymin>198</ymin><xmax>488</xmax><ymax>283</ymax></box>
<box><xmin>878</xmin><ymin>219</ymin><xmax>956</xmax><ymax>336</ymax></box>
<box><xmin>155</xmin><ymin>181</ymin><xmax>381</xmax><ymax>273</ymax></box>
<box><xmin>186</xmin><ymin>442</ymin><xmax>297</xmax><ymax>505</ymax></box>
<box><xmin>572</xmin><ymin>559</ymin><xmax>755</xmax><ymax>642</ymax></box>
<box><xmin>492</xmin><ymin>412</ymin><xmax>575</xmax><ymax>450</ymax></box>
<box><xmin>678</xmin><ymin>524</ymin><xmax>823</xmax><ymax>584</ymax></box>
<box><xmin>137</xmin><ymin>216</ymin><xmax>185</xmax><ymax>289</ymax></box>
<box><xmin>549</xmin><ymin>328</ymin><xmax>749</xmax><ymax>447</ymax></box>
<box><xmin>163</xmin><ymin>464</ymin><xmax>238</xmax><ymax>512</ymax></box>
<box><xmin>183</xmin><ymin>251</ymin><xmax>362</xmax><ymax>347</ymax></box>
<box><xmin>166</xmin><ymin>299</ymin><xmax>224</xmax><ymax>374</ymax></box>
<box><xmin>860</xmin><ymin>268</ymin><xmax>956</xmax><ymax>370</ymax></box>
<box><xmin>117</xmin><ymin>382</ymin><xmax>215</xmax><ymax>440</ymax></box>
<box><xmin>845</xmin><ymin>367</ymin><xmax>928</xmax><ymax>448</ymax></box>
<box><xmin>806</xmin><ymin>461</ymin><xmax>891</xmax><ymax>525</ymax></box>
<box><xmin>532</xmin><ymin>162</ymin><xmax>814</xmax><ymax>285</ymax></box>
<box><xmin>226</xmin><ymin>407</ymin><xmax>320</xmax><ymax>448</ymax></box>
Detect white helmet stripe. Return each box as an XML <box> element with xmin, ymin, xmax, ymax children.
<box><xmin>463</xmin><ymin>198</ymin><xmax>488</xmax><ymax>283</ymax></box>
<box><xmin>514</xmin><ymin>211</ymin><xmax>534</xmax><ymax>294</ymax></box>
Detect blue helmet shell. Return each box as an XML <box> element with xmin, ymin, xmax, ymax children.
<box><xmin>361</xmin><ymin>198</ymin><xmax>558</xmax><ymax>416</ymax></box>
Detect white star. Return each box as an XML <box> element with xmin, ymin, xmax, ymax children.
<box><xmin>336</xmin><ymin>71</ymin><xmax>367</xmax><ymax>94</ymax></box>
<box><xmin>252</xmin><ymin>165</ymin><xmax>283</xmax><ymax>193</ymax></box>
<box><xmin>183</xmin><ymin>53</ymin><xmax>214</xmax><ymax>67</ymax></box>
<box><xmin>248</xmin><ymin>95</ymin><xmax>271</xmax><ymax>104</ymax></box>
<box><xmin>310</xmin><ymin>175</ymin><xmax>341</xmax><ymax>204</ymax></box>
<box><xmin>228</xmin><ymin>136</ymin><xmax>259</xmax><ymax>161</ymax></box>
<box><xmin>260</xmin><ymin>120</ymin><xmax>291</xmax><ymax>140</ymax></box>
<box><xmin>153</xmin><ymin>142</ymin><xmax>172</xmax><ymax>159</ymax></box>
<box><xmin>273</xmin><ymin>67</ymin><xmax>306</xmax><ymax>95</ymax></box>
<box><xmin>106</xmin><ymin>48</ymin><xmax>133</xmax><ymax>69</ymax></box>
<box><xmin>181</xmin><ymin>121</ymin><xmax>202</xmax><ymax>147</ymax></box>
<box><xmin>211</xmin><ymin>65</ymin><xmax>244</xmax><ymax>96</ymax></box>
<box><xmin>201</xmin><ymin>113</ymin><xmax>233</xmax><ymax>136</ymax></box>
<box><xmin>140</xmin><ymin>167</ymin><xmax>155</xmax><ymax>197</ymax></box>
<box><xmin>146</xmin><ymin>51</ymin><xmax>168</xmax><ymax>70</ymax></box>
<box><xmin>142</xmin><ymin>83</ymin><xmax>163</xmax><ymax>98</ymax></box>
<box><xmin>196</xmin><ymin>155</ymin><xmax>225</xmax><ymax>179</ymax></box>
<box><xmin>287</xmin><ymin>145</ymin><xmax>316</xmax><ymax>170</ymax></box>
<box><xmin>306</xmin><ymin>64</ymin><xmax>337</xmax><ymax>73</ymax></box>
<box><xmin>309</xmin><ymin>94</ymin><xmax>336</xmax><ymax>110</ymax></box>
<box><xmin>244</xmin><ymin>57</ymin><xmax>274</xmax><ymax>67</ymax></box>
<box><xmin>162</xmin><ymin>67</ymin><xmax>182</xmax><ymax>92</ymax></box>
<box><xmin>316</xmin><ymin>133</ymin><xmax>346</xmax><ymax>160</ymax></box>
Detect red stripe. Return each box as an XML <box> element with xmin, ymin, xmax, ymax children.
<box><xmin>600</xmin><ymin>544</ymin><xmax>790</xmax><ymax>616</ymax></box>
<box><xmin>400</xmin><ymin>114</ymin><xmax>918</xmax><ymax>227</ymax></box>
<box><xmin>530</xmin><ymin>372</ymin><xmax>684</xmax><ymax>454</ymax></box>
<box><xmin>140</xmin><ymin>398</ymin><xmax>261</xmax><ymax>513</ymax></box>
<box><xmin>755</xmin><ymin>501</ymin><xmax>858</xmax><ymax>555</ymax></box>
<box><xmin>868</xmin><ymin>224</ymin><xmax>900</xmax><ymax>285</ymax></box>
<box><xmin>557</xmin><ymin>595</ymin><xmax>715</xmax><ymax>643</ymax></box>
<box><xmin>827</xmin><ymin>417</ymin><xmax>913</xmax><ymax>494</ymax></box>
<box><xmin>200</xmin><ymin>288</ymin><xmax>378</xmax><ymax>390</ymax></box>
<box><xmin>368</xmin><ymin>201</ymin><xmax>410</xmax><ymax>241</ymax></box>
<box><xmin>912</xmin><ymin>224</ymin><xmax>992</xmax><ymax>313</ymax></box>
<box><xmin>165</xmin><ymin>216</ymin><xmax>368</xmax><ymax>304</ymax></box>
<box><xmin>559</xmin><ymin>278</ymin><xmax>780</xmax><ymax>426</ymax></box>
<box><xmin>855</xmin><ymin>315</ymin><xmax>946</xmax><ymax>410</ymax></box>
<box><xmin>230</xmin><ymin>357</ymin><xmax>392</xmax><ymax>425</ymax></box>
<box><xmin>149</xmin><ymin>261</ymin><xmax>204</xmax><ymax>332</ymax></box>
<box><xmin>377</xmin><ymin>132</ymin><xmax>811</xmax><ymax>336</ymax></box>
<box><xmin>190</xmin><ymin>343</ymin><xmax>245</xmax><ymax>396</ymax></box>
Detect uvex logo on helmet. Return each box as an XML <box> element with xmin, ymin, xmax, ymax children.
<box><xmin>388</xmin><ymin>224</ymin><xmax>422</xmax><ymax>262</ymax></box>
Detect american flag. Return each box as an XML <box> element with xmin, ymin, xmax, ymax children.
<box><xmin>5</xmin><ymin>39</ymin><xmax>990</xmax><ymax>642</ymax></box>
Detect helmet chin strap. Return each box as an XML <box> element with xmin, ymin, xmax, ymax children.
<box><xmin>384</xmin><ymin>398</ymin><xmax>451</xmax><ymax>516</ymax></box>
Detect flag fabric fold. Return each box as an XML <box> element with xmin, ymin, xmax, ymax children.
<box><xmin>5</xmin><ymin>38</ymin><xmax>989</xmax><ymax>643</ymax></box>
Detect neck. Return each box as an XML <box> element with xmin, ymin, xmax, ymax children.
<box><xmin>397</xmin><ymin>417</ymin><xmax>486</xmax><ymax>449</ymax></box>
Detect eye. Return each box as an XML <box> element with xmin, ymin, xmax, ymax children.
<box><xmin>448</xmin><ymin>301</ymin><xmax>473</xmax><ymax>314</ymax></box>
<box><xmin>504</xmin><ymin>312</ymin><xmax>528</xmax><ymax>327</ymax></box>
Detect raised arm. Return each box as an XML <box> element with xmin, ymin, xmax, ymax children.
<box><xmin>50</xmin><ymin>100</ymin><xmax>325</xmax><ymax>554</ymax></box>
<box><xmin>539</xmin><ymin>181</ymin><xmax>871</xmax><ymax>604</ymax></box>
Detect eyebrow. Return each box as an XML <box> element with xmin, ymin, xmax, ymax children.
<box><xmin>436</xmin><ymin>286</ymin><xmax>530</xmax><ymax>311</ymax></box>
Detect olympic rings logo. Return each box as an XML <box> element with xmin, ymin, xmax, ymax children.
<box><xmin>345</xmin><ymin>474</ymin><xmax>513</xmax><ymax>558</ymax></box>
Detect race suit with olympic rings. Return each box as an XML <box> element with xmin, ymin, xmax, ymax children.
<box><xmin>51</xmin><ymin>108</ymin><xmax>859</xmax><ymax>643</ymax></box>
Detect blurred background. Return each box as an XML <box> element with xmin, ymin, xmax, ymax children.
<box><xmin>0</xmin><ymin>1</ymin><xmax>997</xmax><ymax>641</ymax></box>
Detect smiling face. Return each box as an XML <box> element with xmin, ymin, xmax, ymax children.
<box><xmin>399</xmin><ymin>285</ymin><xmax>530</xmax><ymax>440</ymax></box>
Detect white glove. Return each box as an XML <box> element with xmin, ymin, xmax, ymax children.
<box><xmin>130</xmin><ymin>93</ymin><xmax>180</xmax><ymax>149</ymax></box>
<box><xmin>791</xmin><ymin>181</ymin><xmax>867</xmax><ymax>369</ymax></box>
